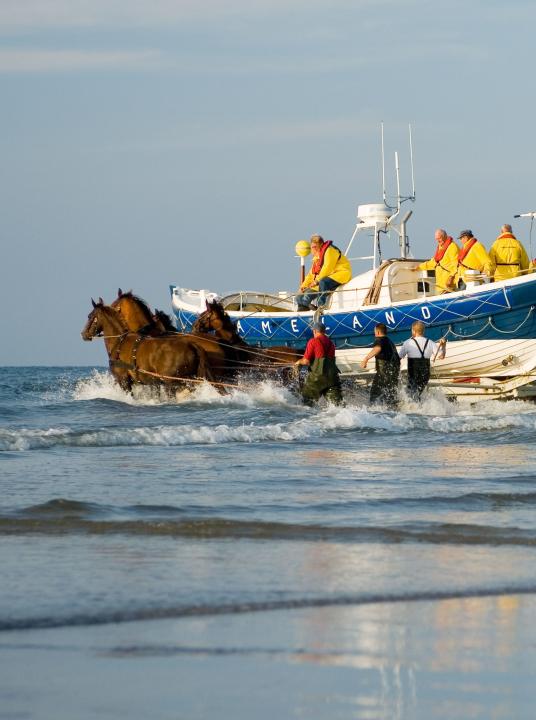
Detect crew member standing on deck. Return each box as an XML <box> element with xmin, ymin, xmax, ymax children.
<box><xmin>398</xmin><ymin>321</ymin><xmax>446</xmax><ymax>400</ymax></box>
<box><xmin>294</xmin><ymin>322</ymin><xmax>343</xmax><ymax>405</ymax></box>
<box><xmin>449</xmin><ymin>230</ymin><xmax>491</xmax><ymax>289</ymax></box>
<box><xmin>360</xmin><ymin>323</ymin><xmax>400</xmax><ymax>407</ymax></box>
<box><xmin>489</xmin><ymin>224</ymin><xmax>530</xmax><ymax>282</ymax></box>
<box><xmin>413</xmin><ymin>228</ymin><xmax>459</xmax><ymax>293</ymax></box>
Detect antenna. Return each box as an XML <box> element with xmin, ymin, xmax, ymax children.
<box><xmin>514</xmin><ymin>212</ymin><xmax>536</xmax><ymax>258</ymax></box>
<box><xmin>409</xmin><ymin>123</ymin><xmax>416</xmax><ymax>200</ymax></box>
<box><xmin>395</xmin><ymin>150</ymin><xmax>401</xmax><ymax>211</ymax></box>
<box><xmin>381</xmin><ymin>122</ymin><xmax>386</xmax><ymax>204</ymax></box>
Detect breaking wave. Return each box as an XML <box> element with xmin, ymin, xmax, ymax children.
<box><xmin>3</xmin><ymin>401</ymin><xmax>536</xmax><ymax>451</ymax></box>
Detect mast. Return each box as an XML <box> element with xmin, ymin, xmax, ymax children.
<box><xmin>345</xmin><ymin>124</ymin><xmax>416</xmax><ymax>267</ymax></box>
<box><xmin>381</xmin><ymin>122</ymin><xmax>387</xmax><ymax>205</ymax></box>
<box><xmin>409</xmin><ymin>123</ymin><xmax>416</xmax><ymax>201</ymax></box>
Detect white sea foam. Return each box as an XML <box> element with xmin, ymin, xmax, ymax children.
<box><xmin>72</xmin><ymin>370</ymin><xmax>298</xmax><ymax>408</ymax></box>
<box><xmin>73</xmin><ymin>370</ymin><xmax>168</xmax><ymax>406</ymax></box>
<box><xmin>4</xmin><ymin>397</ymin><xmax>536</xmax><ymax>451</ymax></box>
<box><xmin>3</xmin><ymin>369</ymin><xmax>536</xmax><ymax>451</ymax></box>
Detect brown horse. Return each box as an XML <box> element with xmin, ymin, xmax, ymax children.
<box><xmin>111</xmin><ymin>289</ymin><xmax>172</xmax><ymax>336</ymax></box>
<box><xmin>153</xmin><ymin>309</ymin><xmax>177</xmax><ymax>333</ymax></box>
<box><xmin>110</xmin><ymin>290</ymin><xmax>233</xmax><ymax>378</ymax></box>
<box><xmin>81</xmin><ymin>300</ymin><xmax>216</xmax><ymax>392</ymax></box>
<box><xmin>192</xmin><ymin>300</ymin><xmax>303</xmax><ymax>371</ymax></box>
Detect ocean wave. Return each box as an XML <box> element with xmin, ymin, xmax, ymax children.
<box><xmin>3</xmin><ymin>398</ymin><xmax>536</xmax><ymax>451</ymax></box>
<box><xmin>18</xmin><ymin>498</ymin><xmax>189</xmax><ymax>519</ymax></box>
<box><xmin>13</xmin><ymin>491</ymin><xmax>536</xmax><ymax>525</ymax></box>
<box><xmin>1</xmin><ymin>512</ymin><xmax>535</xmax><ymax>546</ymax></box>
<box><xmin>21</xmin><ymin>498</ymin><xmax>113</xmax><ymax>517</ymax></box>
<box><xmin>2</xmin><ymin>585</ymin><xmax>536</xmax><ymax>632</ymax></box>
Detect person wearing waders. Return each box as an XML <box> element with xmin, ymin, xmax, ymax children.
<box><xmin>294</xmin><ymin>322</ymin><xmax>343</xmax><ymax>405</ymax></box>
<box><xmin>360</xmin><ymin>323</ymin><xmax>400</xmax><ymax>407</ymax></box>
<box><xmin>398</xmin><ymin>320</ymin><xmax>446</xmax><ymax>400</ymax></box>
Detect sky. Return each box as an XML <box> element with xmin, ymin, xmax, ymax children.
<box><xmin>1</xmin><ymin>0</ymin><xmax>536</xmax><ymax>365</ymax></box>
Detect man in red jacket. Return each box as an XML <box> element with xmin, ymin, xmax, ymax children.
<box><xmin>295</xmin><ymin>322</ymin><xmax>343</xmax><ymax>405</ymax></box>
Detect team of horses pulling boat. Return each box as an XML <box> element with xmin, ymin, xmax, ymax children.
<box><xmin>81</xmin><ymin>292</ymin><xmax>300</xmax><ymax>393</ymax></box>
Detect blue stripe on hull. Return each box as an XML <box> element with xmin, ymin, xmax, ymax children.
<box><xmin>172</xmin><ymin>280</ymin><xmax>536</xmax><ymax>349</ymax></box>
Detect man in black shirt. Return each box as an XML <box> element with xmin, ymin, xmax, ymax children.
<box><xmin>361</xmin><ymin>323</ymin><xmax>400</xmax><ymax>407</ymax></box>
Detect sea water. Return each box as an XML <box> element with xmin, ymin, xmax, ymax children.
<box><xmin>1</xmin><ymin>366</ymin><xmax>536</xmax><ymax>719</ymax></box>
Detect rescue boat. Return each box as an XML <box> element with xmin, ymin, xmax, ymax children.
<box><xmin>170</xmin><ymin>197</ymin><xmax>536</xmax><ymax>401</ymax></box>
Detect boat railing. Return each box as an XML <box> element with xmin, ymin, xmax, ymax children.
<box><xmin>222</xmin><ymin>277</ymin><xmax>443</xmax><ymax>313</ymax></box>
<box><xmin>182</xmin><ymin>265</ymin><xmax>536</xmax><ymax>315</ymax></box>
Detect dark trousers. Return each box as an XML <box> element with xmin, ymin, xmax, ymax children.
<box><xmin>301</xmin><ymin>358</ymin><xmax>343</xmax><ymax>405</ymax></box>
<box><xmin>296</xmin><ymin>277</ymin><xmax>341</xmax><ymax>310</ymax></box>
<box><xmin>370</xmin><ymin>360</ymin><xmax>400</xmax><ymax>408</ymax></box>
<box><xmin>407</xmin><ymin>358</ymin><xmax>431</xmax><ymax>400</ymax></box>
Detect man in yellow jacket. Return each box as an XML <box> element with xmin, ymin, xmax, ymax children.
<box><xmin>296</xmin><ymin>234</ymin><xmax>352</xmax><ymax>310</ymax></box>
<box><xmin>414</xmin><ymin>228</ymin><xmax>459</xmax><ymax>293</ymax></box>
<box><xmin>450</xmin><ymin>230</ymin><xmax>492</xmax><ymax>289</ymax></box>
<box><xmin>489</xmin><ymin>224</ymin><xmax>530</xmax><ymax>281</ymax></box>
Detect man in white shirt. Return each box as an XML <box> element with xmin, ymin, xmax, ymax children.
<box><xmin>398</xmin><ymin>321</ymin><xmax>446</xmax><ymax>400</ymax></box>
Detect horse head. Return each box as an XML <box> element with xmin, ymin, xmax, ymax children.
<box><xmin>192</xmin><ymin>300</ymin><xmax>243</xmax><ymax>346</ymax></box>
<box><xmin>81</xmin><ymin>300</ymin><xmax>127</xmax><ymax>341</ymax></box>
<box><xmin>207</xmin><ymin>300</ymin><xmax>234</xmax><ymax>331</ymax></box>
<box><xmin>192</xmin><ymin>308</ymin><xmax>211</xmax><ymax>333</ymax></box>
<box><xmin>81</xmin><ymin>298</ymin><xmax>104</xmax><ymax>341</ymax></box>
<box><xmin>191</xmin><ymin>300</ymin><xmax>218</xmax><ymax>332</ymax></box>
<box><xmin>153</xmin><ymin>309</ymin><xmax>176</xmax><ymax>333</ymax></box>
<box><xmin>111</xmin><ymin>290</ymin><xmax>154</xmax><ymax>332</ymax></box>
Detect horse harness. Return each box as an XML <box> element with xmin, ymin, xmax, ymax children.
<box><xmin>109</xmin><ymin>333</ymin><xmax>145</xmax><ymax>374</ymax></box>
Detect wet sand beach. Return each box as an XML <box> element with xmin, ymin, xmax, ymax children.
<box><xmin>2</xmin><ymin>593</ymin><xmax>536</xmax><ymax>720</ymax></box>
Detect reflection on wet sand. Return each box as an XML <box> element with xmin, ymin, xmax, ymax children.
<box><xmin>292</xmin><ymin>594</ymin><xmax>530</xmax><ymax>718</ymax></box>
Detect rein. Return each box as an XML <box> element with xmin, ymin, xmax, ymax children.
<box><xmin>188</xmin><ymin>313</ymin><xmax>299</xmax><ymax>365</ymax></box>
<box><xmin>135</xmin><ymin>368</ymin><xmax>262</xmax><ymax>390</ymax></box>
<box><xmin>184</xmin><ymin>330</ymin><xmax>297</xmax><ymax>367</ymax></box>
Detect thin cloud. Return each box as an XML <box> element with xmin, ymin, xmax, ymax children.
<box><xmin>0</xmin><ymin>0</ymin><xmax>304</xmax><ymax>30</ymax></box>
<box><xmin>0</xmin><ymin>0</ymin><xmax>531</xmax><ymax>35</ymax></box>
<box><xmin>0</xmin><ymin>0</ymin><xmax>412</xmax><ymax>32</ymax></box>
<box><xmin>0</xmin><ymin>48</ymin><xmax>161</xmax><ymax>73</ymax></box>
<box><xmin>0</xmin><ymin>36</ymin><xmax>484</xmax><ymax>76</ymax></box>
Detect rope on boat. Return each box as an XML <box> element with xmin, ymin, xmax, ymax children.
<box><xmin>444</xmin><ymin>306</ymin><xmax>535</xmax><ymax>339</ymax></box>
<box><xmin>488</xmin><ymin>306</ymin><xmax>535</xmax><ymax>334</ymax></box>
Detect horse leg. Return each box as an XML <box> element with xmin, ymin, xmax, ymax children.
<box><xmin>110</xmin><ymin>366</ymin><xmax>132</xmax><ymax>394</ymax></box>
<box><xmin>192</xmin><ymin>344</ymin><xmax>217</xmax><ymax>384</ymax></box>
<box><xmin>192</xmin><ymin>344</ymin><xmax>228</xmax><ymax>394</ymax></box>
<box><xmin>119</xmin><ymin>374</ymin><xmax>133</xmax><ymax>394</ymax></box>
